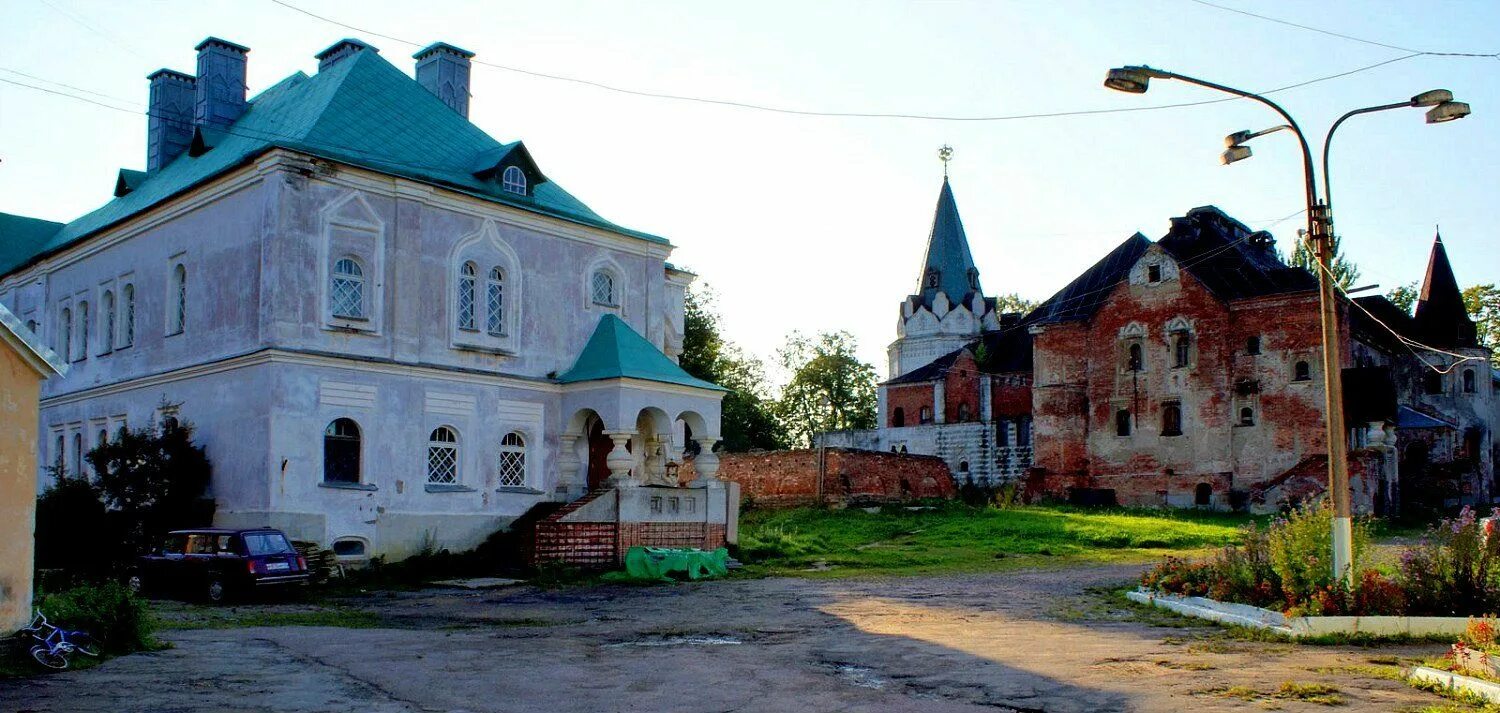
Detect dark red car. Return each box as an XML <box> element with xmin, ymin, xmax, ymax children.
<box><xmin>128</xmin><ymin>528</ymin><xmax>309</xmax><ymax>603</ymax></box>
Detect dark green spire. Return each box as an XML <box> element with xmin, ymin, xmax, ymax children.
<box><xmin>915</xmin><ymin>177</ymin><xmax>981</xmax><ymax>309</ymax></box>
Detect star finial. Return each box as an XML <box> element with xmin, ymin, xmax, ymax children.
<box><xmin>938</xmin><ymin>145</ymin><xmax>953</xmax><ymax>178</ymax></box>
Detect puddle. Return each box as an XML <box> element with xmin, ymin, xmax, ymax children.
<box><xmin>834</xmin><ymin>664</ymin><xmax>890</xmax><ymax>690</ymax></box>
<box><xmin>604</xmin><ymin>636</ymin><xmax>743</xmax><ymax>648</ymax></box>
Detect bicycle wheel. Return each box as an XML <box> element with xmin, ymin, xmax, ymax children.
<box><xmin>69</xmin><ymin>633</ymin><xmax>101</xmax><ymax>657</ymax></box>
<box><xmin>30</xmin><ymin>645</ymin><xmax>68</xmax><ymax>670</ymax></box>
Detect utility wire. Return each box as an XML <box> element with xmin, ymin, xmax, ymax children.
<box><xmin>1310</xmin><ymin>257</ymin><xmax>1483</xmax><ymax>374</ymax></box>
<box><xmin>1186</xmin><ymin>0</ymin><xmax>1500</xmax><ymax>58</ymax></box>
<box><xmin>0</xmin><ymin>67</ymin><xmax>143</xmax><ymax>107</ymax></box>
<box><xmin>267</xmin><ymin>0</ymin><xmax>1422</xmax><ymax>122</ymax></box>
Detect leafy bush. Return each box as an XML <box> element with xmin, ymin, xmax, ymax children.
<box><xmin>1267</xmin><ymin>500</ymin><xmax>1369</xmax><ymax>607</ymax></box>
<box><xmin>34</xmin><ymin>470</ymin><xmax>121</xmax><ymax>581</ymax></box>
<box><xmin>88</xmin><ymin>418</ymin><xmax>214</xmax><ymax>558</ymax></box>
<box><xmin>1397</xmin><ymin>506</ymin><xmax>1500</xmax><ymax>615</ymax></box>
<box><xmin>34</xmin><ymin>582</ymin><xmax>157</xmax><ymax>654</ymax></box>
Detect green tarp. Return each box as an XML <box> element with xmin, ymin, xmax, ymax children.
<box><xmin>622</xmin><ymin>546</ymin><xmax>729</xmax><ymax>581</ymax></box>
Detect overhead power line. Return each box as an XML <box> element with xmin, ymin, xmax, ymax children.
<box><xmin>1186</xmin><ymin>0</ymin><xmax>1500</xmax><ymax>58</ymax></box>
<box><xmin>266</xmin><ymin>0</ymin><xmax>1424</xmax><ymax>122</ymax></box>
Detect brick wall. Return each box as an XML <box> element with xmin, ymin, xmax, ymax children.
<box><xmin>887</xmin><ymin>384</ymin><xmax>935</xmax><ymax>427</ymax></box>
<box><xmin>704</xmin><ymin>448</ymin><xmax>956</xmax><ymax>507</ymax></box>
<box><xmin>944</xmin><ymin>351</ymin><xmax>981</xmax><ymax>423</ymax></box>
<box><xmin>532</xmin><ymin>520</ymin><xmax>729</xmax><ymax>569</ymax></box>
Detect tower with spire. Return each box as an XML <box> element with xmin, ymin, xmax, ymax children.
<box><xmin>887</xmin><ymin>158</ymin><xmax>1001</xmax><ymax>378</ymax></box>
<box><xmin>1413</xmin><ymin>231</ymin><xmax>1480</xmax><ymax>350</ymax></box>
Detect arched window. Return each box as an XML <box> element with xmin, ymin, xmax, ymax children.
<box><xmin>102</xmin><ymin>291</ymin><xmax>115</xmax><ymax>353</ymax></box>
<box><xmin>499</xmin><ymin>432</ymin><xmax>526</xmax><ymax>487</ymax></box>
<box><xmin>1245</xmin><ymin>336</ymin><xmax>1261</xmax><ymax>355</ymax></box>
<box><xmin>72</xmin><ymin>432</ymin><xmax>83</xmax><ymax>476</ymax></box>
<box><xmin>54</xmin><ymin>434</ymin><xmax>64</xmax><ymax>470</ymax></box>
<box><xmin>1463</xmin><ymin>369</ymin><xmax>1477</xmax><ymax>394</ymax></box>
<box><xmin>591</xmin><ymin>270</ymin><xmax>617</xmax><ymax>307</ymax></box>
<box><xmin>330</xmin><ymin>258</ymin><xmax>365</xmax><ymax>319</ymax></box>
<box><xmin>501</xmin><ymin>166</ymin><xmax>527</xmax><ymax>195</ymax></box>
<box><xmin>1128</xmin><ymin>343</ymin><xmax>1143</xmax><ymax>372</ymax></box>
<box><xmin>121</xmin><ymin>284</ymin><xmax>135</xmax><ymax>347</ymax></box>
<box><xmin>456</xmin><ymin>262</ymin><xmax>477</xmax><ymax>331</ymax></box>
<box><xmin>925</xmin><ymin>269</ymin><xmax>939</xmax><ymax>288</ymax></box>
<box><xmin>98</xmin><ymin>428</ymin><xmax>108</xmax><ymax>446</ymax></box>
<box><xmin>59</xmin><ymin>307</ymin><xmax>72</xmax><ymax>360</ymax></box>
<box><xmin>1195</xmin><ymin>483</ymin><xmax>1212</xmax><ymax>507</ymax></box>
<box><xmin>1115</xmin><ymin>409</ymin><xmax>1132</xmax><ymax>436</ymax></box>
<box><xmin>486</xmin><ymin>267</ymin><xmax>505</xmax><ymax>335</ymax></box>
<box><xmin>169</xmin><ymin>263</ymin><xmax>187</xmax><ymax>335</ymax></box>
<box><xmin>426</xmin><ymin>426</ymin><xmax>459</xmax><ymax>484</ymax></box>
<box><xmin>919</xmin><ymin>406</ymin><xmax>932</xmax><ymax>424</ymax></box>
<box><xmin>958</xmin><ymin>403</ymin><xmax>970</xmax><ymax>421</ymax></box>
<box><xmin>1173</xmin><ymin>332</ymin><xmax>1191</xmax><ymax>368</ymax></box>
<box><xmin>1294</xmin><ymin>361</ymin><xmax>1311</xmax><ymax>382</ymax></box>
<box><xmin>323</xmin><ymin>418</ymin><xmax>361</xmax><ymax>483</ymax></box>
<box><xmin>77</xmin><ymin>301</ymin><xmax>89</xmax><ymax>360</ymax></box>
<box><xmin>1161</xmin><ymin>403</ymin><xmax>1183</xmax><ymax>437</ymax></box>
<box><xmin>1239</xmin><ymin>407</ymin><xmax>1255</xmax><ymax>426</ymax></box>
<box><xmin>899</xmin><ymin>445</ymin><xmax>908</xmax><ymax>454</ymax></box>
<box><xmin>892</xmin><ymin>407</ymin><xmax>905</xmax><ymax>427</ymax></box>
<box><xmin>958</xmin><ymin>460</ymin><xmax>969</xmax><ymax>473</ymax></box>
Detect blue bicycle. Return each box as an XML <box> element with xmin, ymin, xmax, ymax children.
<box><xmin>19</xmin><ymin>611</ymin><xmax>99</xmax><ymax>670</ymax></box>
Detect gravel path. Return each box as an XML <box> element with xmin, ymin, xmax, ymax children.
<box><xmin>0</xmin><ymin>565</ymin><xmax>1457</xmax><ymax>712</ymax></box>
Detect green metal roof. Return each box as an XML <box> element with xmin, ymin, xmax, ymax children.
<box><xmin>1</xmin><ymin>44</ymin><xmax>668</xmax><ymax>276</ymax></box>
<box><xmin>915</xmin><ymin>177</ymin><xmax>982</xmax><ymax>308</ymax></box>
<box><xmin>558</xmin><ymin>314</ymin><xmax>726</xmax><ymax>391</ymax></box>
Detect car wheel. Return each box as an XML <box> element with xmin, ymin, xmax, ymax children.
<box><xmin>205</xmin><ymin>578</ymin><xmax>227</xmax><ymax>604</ymax></box>
<box><xmin>126</xmin><ymin>573</ymin><xmax>144</xmax><ymax>595</ymax></box>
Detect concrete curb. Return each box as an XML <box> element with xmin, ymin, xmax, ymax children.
<box><xmin>1409</xmin><ymin>666</ymin><xmax>1500</xmax><ymax>703</ymax></box>
<box><xmin>1126</xmin><ymin>589</ymin><xmax>1471</xmax><ymax>638</ymax></box>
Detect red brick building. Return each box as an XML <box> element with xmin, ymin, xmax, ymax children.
<box><xmin>826</xmin><ymin>183</ymin><xmax>1495</xmax><ymax>513</ymax></box>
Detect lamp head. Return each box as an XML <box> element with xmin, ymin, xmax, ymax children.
<box><xmin>1410</xmin><ymin>89</ymin><xmax>1453</xmax><ymax>108</ymax></box>
<box><xmin>1426</xmin><ymin>101</ymin><xmax>1471</xmax><ymax>124</ymax></box>
<box><xmin>1105</xmin><ymin>66</ymin><xmax>1154</xmax><ymax>94</ymax></box>
<box><xmin>1220</xmin><ymin>145</ymin><xmax>1253</xmax><ymax>166</ymax></box>
<box><xmin>1224</xmin><ymin>130</ymin><xmax>1253</xmax><ymax>148</ymax></box>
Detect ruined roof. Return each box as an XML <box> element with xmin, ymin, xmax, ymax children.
<box><xmin>558</xmin><ymin>314</ymin><xmax>726</xmax><ymax>391</ymax></box>
<box><xmin>885</xmin><ymin>315</ymin><xmax>1033</xmax><ymax>385</ymax></box>
<box><xmin>1350</xmin><ymin>295</ymin><xmax>1417</xmax><ymax>354</ymax></box>
<box><xmin>1156</xmin><ymin>206</ymin><xmax>1317</xmax><ymax>301</ymax></box>
<box><xmin>1412</xmin><ymin>233</ymin><xmax>1479</xmax><ymax>349</ymax></box>
<box><xmin>1</xmin><ymin>43</ymin><xmax>667</xmax><ymax>276</ymax></box>
<box><xmin>885</xmin><ymin>348</ymin><xmax>965</xmax><ymax>385</ymax></box>
<box><xmin>1026</xmin><ymin>232</ymin><xmax>1151</xmax><ymax>325</ymax></box>
<box><xmin>913</xmin><ymin>177</ymin><xmax>982</xmax><ymax>310</ymax></box>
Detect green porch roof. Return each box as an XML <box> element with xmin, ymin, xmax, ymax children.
<box><xmin>558</xmin><ymin>314</ymin><xmax>726</xmax><ymax>391</ymax></box>
<box><xmin>1</xmin><ymin>43</ymin><xmax>668</xmax><ymax>276</ymax></box>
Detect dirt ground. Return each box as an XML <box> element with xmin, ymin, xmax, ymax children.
<box><xmin>0</xmin><ymin>565</ymin><xmax>1462</xmax><ymax>712</ymax></box>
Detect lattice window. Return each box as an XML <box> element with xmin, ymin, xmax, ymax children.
<box><xmin>59</xmin><ymin>307</ymin><xmax>71</xmax><ymax>359</ymax></box>
<box><xmin>102</xmin><ymin>291</ymin><xmax>115</xmax><ymax>353</ymax></box>
<box><xmin>330</xmin><ymin>258</ymin><xmax>365</xmax><ymax>318</ymax></box>
<box><xmin>456</xmin><ymin>262</ymin><xmax>476</xmax><ymax>331</ymax></box>
<box><xmin>77</xmin><ymin>301</ymin><xmax>89</xmax><ymax>361</ymax></box>
<box><xmin>427</xmin><ymin>427</ymin><xmax>459</xmax><ymax>484</ymax></box>
<box><xmin>486</xmin><ymin>267</ymin><xmax>505</xmax><ymax>335</ymax></box>
<box><xmin>498</xmin><ymin>432</ymin><xmax>526</xmax><ymax>487</ymax></box>
<box><xmin>169</xmin><ymin>263</ymin><xmax>187</xmax><ymax>335</ymax></box>
<box><xmin>591</xmin><ymin>270</ymin><xmax>616</xmax><ymax>306</ymax></box>
<box><xmin>501</xmin><ymin>166</ymin><xmax>527</xmax><ymax>195</ymax></box>
<box><xmin>121</xmin><ymin>284</ymin><xmax>135</xmax><ymax>347</ymax></box>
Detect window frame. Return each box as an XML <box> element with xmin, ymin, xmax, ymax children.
<box><xmin>329</xmin><ymin>256</ymin><xmax>367</xmax><ymax>320</ymax></box>
<box><xmin>100</xmin><ymin>289</ymin><xmax>115</xmax><ymax>356</ymax></box>
<box><xmin>1161</xmin><ymin>403</ymin><xmax>1183</xmax><ymax>437</ymax></box>
<box><xmin>1462</xmin><ymin>368</ymin><xmax>1476</xmax><ymax>394</ymax></box>
<box><xmin>456</xmin><ymin>261</ymin><xmax>478</xmax><ymax>332</ymax></box>
<box><xmin>167</xmin><ymin>262</ymin><xmax>187</xmax><ymax>336</ymax></box>
<box><xmin>1115</xmin><ymin>408</ymin><xmax>1132</xmax><ymax>437</ymax></box>
<box><xmin>75</xmin><ymin>300</ymin><xmax>89</xmax><ymax>362</ymax></box>
<box><xmin>498</xmin><ymin>431</ymin><xmax>528</xmax><ymax>488</ymax></box>
<box><xmin>1172</xmin><ymin>332</ymin><xmax>1191</xmax><ymax>369</ymax></box>
<box><xmin>486</xmin><ymin>266</ymin><xmax>506</xmax><ymax>336</ymax></box>
<box><xmin>120</xmin><ymin>283</ymin><xmax>135</xmax><ymax>349</ymax></box>
<box><xmin>426</xmin><ymin>426</ymin><xmax>460</xmax><ymax>485</ymax></box>
<box><xmin>322</xmin><ymin>418</ymin><xmax>364</xmax><ymax>485</ymax></box>
<box><xmin>591</xmin><ymin>269</ymin><xmax>618</xmax><ymax>307</ymax></box>
<box><xmin>1245</xmin><ymin>335</ymin><xmax>1261</xmax><ymax>355</ymax></box>
<box><xmin>1293</xmin><ymin>361</ymin><xmax>1312</xmax><ymax>382</ymax></box>
<box><xmin>500</xmin><ymin>165</ymin><xmax>528</xmax><ymax>195</ymax></box>
<box><xmin>1238</xmin><ymin>406</ymin><xmax>1255</xmax><ymax>427</ymax></box>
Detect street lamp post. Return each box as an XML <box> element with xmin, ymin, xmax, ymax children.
<box><xmin>1103</xmin><ymin>65</ymin><xmax>1469</xmax><ymax>585</ymax></box>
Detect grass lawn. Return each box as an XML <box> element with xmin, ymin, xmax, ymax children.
<box><xmin>737</xmin><ymin>502</ymin><xmax>1252</xmax><ymax>577</ymax></box>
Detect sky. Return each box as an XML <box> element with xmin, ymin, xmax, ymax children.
<box><xmin>1</xmin><ymin>0</ymin><xmax>1496</xmax><ymax>381</ymax></box>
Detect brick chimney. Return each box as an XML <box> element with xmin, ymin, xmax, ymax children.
<box><xmin>316</xmin><ymin>38</ymin><xmax>377</xmax><ymax>72</ymax></box>
<box><xmin>414</xmin><ymin>42</ymin><xmax>474</xmax><ymax>118</ymax></box>
<box><xmin>193</xmin><ymin>37</ymin><xmax>249</xmax><ymax>131</ymax></box>
<box><xmin>146</xmin><ymin>69</ymin><xmax>196</xmax><ymax>171</ymax></box>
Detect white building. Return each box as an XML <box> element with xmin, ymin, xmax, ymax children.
<box><xmin>0</xmin><ymin>37</ymin><xmax>729</xmax><ymax>560</ymax></box>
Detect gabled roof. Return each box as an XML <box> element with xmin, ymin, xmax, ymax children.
<box><xmin>914</xmin><ymin>177</ymin><xmax>982</xmax><ymax>309</ymax></box>
<box><xmin>558</xmin><ymin>314</ymin><xmax>726</xmax><ymax>391</ymax></box>
<box><xmin>1027</xmin><ymin>232</ymin><xmax>1151</xmax><ymax>325</ymax></box>
<box><xmin>1</xmin><ymin>43</ymin><xmax>667</xmax><ymax>276</ymax></box>
<box><xmin>885</xmin><ymin>348</ymin><xmax>965</xmax><ymax>385</ymax></box>
<box><xmin>1413</xmin><ymin>233</ymin><xmax>1478</xmax><ymax>349</ymax></box>
<box><xmin>0</xmin><ymin>302</ymin><xmax>67</xmax><ymax>377</ymax></box>
<box><xmin>0</xmin><ymin>212</ymin><xmax>65</xmax><ymax>276</ymax></box>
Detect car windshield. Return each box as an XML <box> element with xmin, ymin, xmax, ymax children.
<box><xmin>242</xmin><ymin>533</ymin><xmax>294</xmax><ymax>556</ymax></box>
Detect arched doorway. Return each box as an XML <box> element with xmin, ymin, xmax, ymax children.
<box><xmin>585</xmin><ymin>416</ymin><xmax>612</xmax><ymax>491</ymax></box>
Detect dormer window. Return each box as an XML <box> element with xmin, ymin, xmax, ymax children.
<box><xmin>1147</xmin><ymin>265</ymin><xmax>1162</xmax><ymax>283</ymax></box>
<box><xmin>926</xmin><ymin>270</ymin><xmax>940</xmax><ymax>288</ymax></box>
<box><xmin>501</xmin><ymin>166</ymin><xmax>527</xmax><ymax>195</ymax></box>
<box><xmin>967</xmin><ymin>268</ymin><xmax>979</xmax><ymax>290</ymax></box>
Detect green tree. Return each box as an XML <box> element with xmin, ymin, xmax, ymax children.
<box><xmin>1387</xmin><ymin>282</ymin><xmax>1418</xmax><ymax>314</ymax></box>
<box><xmin>1463</xmin><ymin>283</ymin><xmax>1500</xmax><ymax>365</ymax></box>
<box><xmin>993</xmin><ymin>292</ymin><xmax>1040</xmax><ymax>316</ymax></box>
<box><xmin>1289</xmin><ymin>233</ymin><xmax>1360</xmax><ymax>290</ymax></box>
<box><xmin>680</xmin><ymin>285</ymin><xmax>785</xmax><ymax>452</ymax></box>
<box><xmin>87</xmin><ymin>416</ymin><xmax>214</xmax><ymax>557</ymax></box>
<box><xmin>774</xmin><ymin>330</ymin><xmax>878</xmax><ymax>448</ymax></box>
